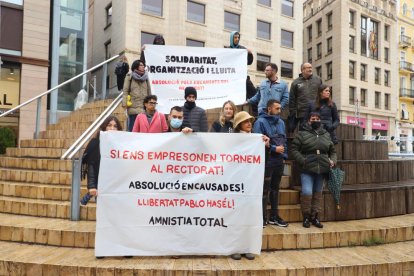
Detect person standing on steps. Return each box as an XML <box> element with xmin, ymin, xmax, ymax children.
<box><xmin>114</xmin><ymin>55</ymin><xmax>129</xmax><ymax>92</ymax></box>
<box><xmin>181</xmin><ymin>87</ymin><xmax>208</xmax><ymax>132</ymax></box>
<box><xmin>209</xmin><ymin>100</ymin><xmax>237</xmax><ymax>133</ymax></box>
<box><xmin>290</xmin><ymin>112</ymin><xmax>336</xmax><ymax>229</ymax></box>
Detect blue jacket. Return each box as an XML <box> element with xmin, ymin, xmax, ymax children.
<box><xmin>248</xmin><ymin>79</ymin><xmax>289</xmax><ymax>112</ymax></box>
<box><xmin>253</xmin><ymin>113</ymin><xmax>287</xmax><ymax>167</ymax></box>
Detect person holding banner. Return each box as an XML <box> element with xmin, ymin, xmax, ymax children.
<box><xmin>132</xmin><ymin>95</ymin><xmax>168</xmax><ymax>133</ymax></box>
<box><xmin>290</xmin><ymin>112</ymin><xmax>337</xmax><ymax>228</ymax></box>
<box><xmin>122</xmin><ymin>59</ymin><xmax>151</xmax><ymax>131</ymax></box>
<box><xmin>167</xmin><ymin>106</ymin><xmax>193</xmax><ymax>133</ymax></box>
<box><xmin>182</xmin><ymin>87</ymin><xmax>208</xmax><ymax>132</ymax></box>
<box><xmin>209</xmin><ymin>100</ymin><xmax>237</xmax><ymax>133</ymax></box>
<box><xmin>245</xmin><ymin>63</ymin><xmax>289</xmax><ymax>114</ymax></box>
<box><xmin>253</xmin><ymin>99</ymin><xmax>288</xmax><ymax>228</ymax></box>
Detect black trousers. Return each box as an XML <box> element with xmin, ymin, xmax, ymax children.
<box><xmin>263</xmin><ymin>164</ymin><xmax>284</xmax><ymax>220</ymax></box>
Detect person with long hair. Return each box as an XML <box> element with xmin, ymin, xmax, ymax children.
<box><xmin>304</xmin><ymin>84</ymin><xmax>340</xmax><ymax>144</ymax></box>
<box><xmin>210</xmin><ymin>100</ymin><xmax>238</xmax><ymax>133</ymax></box>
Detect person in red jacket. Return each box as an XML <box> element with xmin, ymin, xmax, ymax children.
<box><xmin>132</xmin><ymin>95</ymin><xmax>168</xmax><ymax>133</ymax></box>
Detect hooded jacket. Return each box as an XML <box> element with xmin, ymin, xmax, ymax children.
<box><xmin>289</xmin><ymin>74</ymin><xmax>322</xmax><ymax>118</ymax></box>
<box><xmin>226</xmin><ymin>31</ymin><xmax>254</xmax><ymax>65</ymax></box>
<box><xmin>253</xmin><ymin>111</ymin><xmax>287</xmax><ymax>168</ymax></box>
<box><xmin>290</xmin><ymin>123</ymin><xmax>337</xmax><ymax>174</ymax></box>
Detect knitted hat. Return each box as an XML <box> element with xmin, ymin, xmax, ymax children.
<box><xmin>184</xmin><ymin>86</ymin><xmax>197</xmax><ymax>99</ymax></box>
<box><xmin>309</xmin><ymin>111</ymin><xmax>321</xmax><ymax>119</ymax></box>
<box><xmin>233</xmin><ymin>111</ymin><xmax>254</xmax><ymax>129</ymax></box>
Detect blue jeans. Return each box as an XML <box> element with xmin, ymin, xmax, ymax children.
<box><xmin>128</xmin><ymin>114</ymin><xmax>137</xmax><ymax>132</ymax></box>
<box><xmin>300</xmin><ymin>172</ymin><xmax>325</xmax><ymax>196</ymax></box>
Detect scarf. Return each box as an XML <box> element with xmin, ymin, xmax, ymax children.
<box><xmin>131</xmin><ymin>71</ymin><xmax>148</xmax><ymax>82</ymax></box>
<box><xmin>184</xmin><ymin>101</ymin><xmax>196</xmax><ymax>110</ymax></box>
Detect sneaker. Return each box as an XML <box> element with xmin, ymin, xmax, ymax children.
<box><xmin>244</xmin><ymin>253</ymin><xmax>255</xmax><ymax>260</ymax></box>
<box><xmin>230</xmin><ymin>253</ymin><xmax>242</xmax><ymax>260</ymax></box>
<box><xmin>268</xmin><ymin>216</ymin><xmax>289</xmax><ymax>227</ymax></box>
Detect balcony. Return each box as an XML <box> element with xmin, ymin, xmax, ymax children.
<box><xmin>400</xmin><ymin>61</ymin><xmax>414</xmax><ymax>72</ymax></box>
<box><xmin>400</xmin><ymin>35</ymin><xmax>412</xmax><ymax>48</ymax></box>
<box><xmin>400</xmin><ymin>88</ymin><xmax>414</xmax><ymax>99</ymax></box>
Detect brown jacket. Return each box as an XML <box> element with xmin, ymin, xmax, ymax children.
<box><xmin>122</xmin><ymin>74</ymin><xmax>151</xmax><ymax>115</ymax></box>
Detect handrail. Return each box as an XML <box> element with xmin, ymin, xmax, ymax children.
<box><xmin>0</xmin><ymin>54</ymin><xmax>119</xmax><ymax>118</ymax></box>
<box><xmin>61</xmin><ymin>92</ymin><xmax>123</xmax><ymax>160</ymax></box>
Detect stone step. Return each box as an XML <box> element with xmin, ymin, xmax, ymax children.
<box><xmin>0</xmin><ymin>181</ymin><xmax>87</xmax><ymax>201</ymax></box>
<box><xmin>0</xmin><ymin>168</ymin><xmax>71</xmax><ymax>185</ymax></box>
<box><xmin>1</xmin><ymin>212</ymin><xmax>413</xmax><ymax>251</ymax></box>
<box><xmin>0</xmin><ymin>157</ymin><xmax>71</xmax><ymax>171</ymax></box>
<box><xmin>58</xmin><ymin>111</ymin><xmax>126</xmax><ymax>124</ymax></box>
<box><xmin>0</xmin><ymin>240</ymin><xmax>413</xmax><ymax>274</ymax></box>
<box><xmin>46</xmin><ymin>121</ymin><xmax>93</xmax><ymax>131</ymax></box>
<box><xmin>38</xmin><ymin>129</ymin><xmax>86</xmax><ymax>139</ymax></box>
<box><xmin>20</xmin><ymin>138</ymin><xmax>76</xmax><ymax>149</ymax></box>
<box><xmin>0</xmin><ymin>196</ymin><xmax>95</xmax><ymax>221</ymax></box>
<box><xmin>6</xmin><ymin>147</ymin><xmax>66</xmax><ymax>158</ymax></box>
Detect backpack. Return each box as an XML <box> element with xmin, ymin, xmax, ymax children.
<box><xmin>115</xmin><ymin>64</ymin><xmax>123</xmax><ymax>75</ymax></box>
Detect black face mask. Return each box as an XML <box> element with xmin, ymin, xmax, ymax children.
<box><xmin>310</xmin><ymin>121</ymin><xmax>321</xmax><ymax>130</ymax></box>
<box><xmin>184</xmin><ymin>101</ymin><xmax>196</xmax><ymax>109</ymax></box>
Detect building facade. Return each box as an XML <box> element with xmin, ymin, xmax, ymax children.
<box><xmin>303</xmin><ymin>0</ymin><xmax>398</xmax><ymax>146</ymax></box>
<box><xmin>88</xmin><ymin>0</ymin><xmax>303</xmax><ymax>97</ymax></box>
<box><xmin>397</xmin><ymin>0</ymin><xmax>414</xmax><ymax>153</ymax></box>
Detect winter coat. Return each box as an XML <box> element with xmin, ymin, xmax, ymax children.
<box><xmin>289</xmin><ymin>74</ymin><xmax>322</xmax><ymax>118</ymax></box>
<box><xmin>210</xmin><ymin>120</ymin><xmax>233</xmax><ymax>133</ymax></box>
<box><xmin>290</xmin><ymin>123</ymin><xmax>337</xmax><ymax>174</ymax></box>
<box><xmin>132</xmin><ymin>111</ymin><xmax>168</xmax><ymax>133</ymax></box>
<box><xmin>122</xmin><ymin>73</ymin><xmax>151</xmax><ymax>115</ymax></box>
<box><xmin>182</xmin><ymin>103</ymin><xmax>208</xmax><ymax>132</ymax></box>
<box><xmin>253</xmin><ymin>113</ymin><xmax>287</xmax><ymax>168</ymax></box>
<box><xmin>304</xmin><ymin>100</ymin><xmax>340</xmax><ymax>131</ymax></box>
<box><xmin>226</xmin><ymin>31</ymin><xmax>254</xmax><ymax>65</ymax></box>
<box><xmin>248</xmin><ymin>79</ymin><xmax>289</xmax><ymax>112</ymax></box>
<box><xmin>83</xmin><ymin>138</ymin><xmax>100</xmax><ymax>190</ymax></box>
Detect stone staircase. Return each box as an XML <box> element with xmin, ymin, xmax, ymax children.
<box><xmin>0</xmin><ymin>99</ymin><xmax>414</xmax><ymax>275</ymax></box>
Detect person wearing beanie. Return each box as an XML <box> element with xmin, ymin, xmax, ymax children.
<box><xmin>181</xmin><ymin>86</ymin><xmax>208</xmax><ymax>132</ymax></box>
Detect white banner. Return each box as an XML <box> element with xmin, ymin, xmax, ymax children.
<box><xmin>144</xmin><ymin>45</ymin><xmax>247</xmax><ymax>113</ymax></box>
<box><xmin>95</xmin><ymin>131</ymin><xmax>264</xmax><ymax>256</ymax></box>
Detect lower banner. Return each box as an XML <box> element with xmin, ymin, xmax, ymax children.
<box><xmin>95</xmin><ymin>132</ymin><xmax>265</xmax><ymax>256</ymax></box>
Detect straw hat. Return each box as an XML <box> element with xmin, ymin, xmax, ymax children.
<box><xmin>233</xmin><ymin>111</ymin><xmax>255</xmax><ymax>129</ymax></box>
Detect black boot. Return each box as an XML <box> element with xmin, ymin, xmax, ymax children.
<box><xmin>311</xmin><ymin>213</ymin><xmax>323</xmax><ymax>228</ymax></box>
<box><xmin>302</xmin><ymin>213</ymin><xmax>310</xmax><ymax>228</ymax></box>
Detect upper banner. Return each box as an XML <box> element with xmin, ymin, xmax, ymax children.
<box><xmin>144</xmin><ymin>45</ymin><xmax>247</xmax><ymax>113</ymax></box>
<box><xmin>95</xmin><ymin>132</ymin><xmax>264</xmax><ymax>256</ymax></box>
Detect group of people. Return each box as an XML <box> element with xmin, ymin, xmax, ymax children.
<box><xmin>86</xmin><ymin>33</ymin><xmax>339</xmax><ymax>261</ymax></box>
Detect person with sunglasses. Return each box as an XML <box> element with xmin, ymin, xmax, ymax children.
<box><xmin>131</xmin><ymin>95</ymin><xmax>168</xmax><ymax>133</ymax></box>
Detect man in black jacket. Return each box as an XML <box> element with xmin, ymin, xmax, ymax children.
<box><xmin>182</xmin><ymin>87</ymin><xmax>208</xmax><ymax>132</ymax></box>
<box><xmin>288</xmin><ymin>63</ymin><xmax>322</xmax><ymax>133</ymax></box>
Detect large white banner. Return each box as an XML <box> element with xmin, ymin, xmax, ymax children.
<box><xmin>95</xmin><ymin>131</ymin><xmax>264</xmax><ymax>256</ymax></box>
<box><xmin>144</xmin><ymin>45</ymin><xmax>247</xmax><ymax>113</ymax></box>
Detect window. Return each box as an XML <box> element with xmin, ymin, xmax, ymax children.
<box><xmin>384</xmin><ymin>25</ymin><xmax>389</xmax><ymax>41</ymax></box>
<box><xmin>105</xmin><ymin>4</ymin><xmax>112</xmax><ymax>26</ymax></box>
<box><xmin>375</xmin><ymin>91</ymin><xmax>381</xmax><ymax>108</ymax></box>
<box><xmin>141</xmin><ymin>31</ymin><xmax>156</xmax><ymax>46</ymax></box>
<box><xmin>369</xmin><ymin>20</ymin><xmax>379</xmax><ymax>59</ymax></box>
<box><xmin>360</xmin><ymin>89</ymin><xmax>367</xmax><ymax>106</ymax></box>
<box><xmin>327</xmin><ymin>13</ymin><xmax>332</xmax><ymax>30</ymax></box>
<box><xmin>307</xmin><ymin>48</ymin><xmax>312</xmax><ymax>63</ymax></box>
<box><xmin>349</xmin><ymin>60</ymin><xmax>355</xmax><ymax>79</ymax></box>
<box><xmin>384</xmin><ymin>70</ymin><xmax>390</xmax><ymax>86</ymax></box>
<box><xmin>384</xmin><ymin>47</ymin><xmax>389</xmax><ymax>63</ymax></box>
<box><xmin>281</xmin><ymin>61</ymin><xmax>293</xmax><ymax>78</ymax></box>
<box><xmin>375</xmin><ymin>67</ymin><xmax>380</xmax><ymax>84</ymax></box>
<box><xmin>349</xmin><ymin>87</ymin><xmax>355</xmax><ymax>105</ymax></box>
<box><xmin>316</xmin><ymin>66</ymin><xmax>322</xmax><ymax>78</ymax></box>
<box><xmin>317</xmin><ymin>43</ymin><xmax>322</xmax><ymax>59</ymax></box>
<box><xmin>142</xmin><ymin>0</ymin><xmax>163</xmax><ymax>16</ymax></box>
<box><xmin>281</xmin><ymin>0</ymin><xmax>294</xmax><ymax>17</ymax></box>
<box><xmin>361</xmin><ymin>16</ymin><xmax>367</xmax><ymax>56</ymax></box>
<box><xmin>326</xmin><ymin>62</ymin><xmax>332</xmax><ymax>80</ymax></box>
<box><xmin>307</xmin><ymin>25</ymin><xmax>312</xmax><ymax>42</ymax></box>
<box><xmin>361</xmin><ymin>64</ymin><xmax>367</xmax><ymax>81</ymax></box>
<box><xmin>384</xmin><ymin>93</ymin><xmax>390</xmax><ymax>110</ymax></box>
<box><xmin>186</xmin><ymin>38</ymin><xmax>204</xmax><ymax>47</ymax></box>
<box><xmin>327</xmin><ymin>37</ymin><xmax>332</xmax><ymax>54</ymax></box>
<box><xmin>257</xmin><ymin>54</ymin><xmax>271</xmax><ymax>71</ymax></box>
<box><xmin>281</xmin><ymin>30</ymin><xmax>293</xmax><ymax>48</ymax></box>
<box><xmin>403</xmin><ymin>3</ymin><xmax>407</xmax><ymax>15</ymax></box>
<box><xmin>187</xmin><ymin>1</ymin><xmax>205</xmax><ymax>23</ymax></box>
<box><xmin>224</xmin><ymin>11</ymin><xmax>240</xmax><ymax>31</ymax></box>
<box><xmin>349</xmin><ymin>10</ymin><xmax>355</xmax><ymax>28</ymax></box>
<box><xmin>0</xmin><ymin>6</ymin><xmax>23</xmax><ymax>54</ymax></box>
<box><xmin>257</xmin><ymin>20</ymin><xmax>271</xmax><ymax>40</ymax></box>
<box><xmin>317</xmin><ymin>19</ymin><xmax>322</xmax><ymax>37</ymax></box>
<box><xmin>104</xmin><ymin>40</ymin><xmax>111</xmax><ymax>59</ymax></box>
<box><xmin>349</xmin><ymin>35</ymin><xmax>355</xmax><ymax>53</ymax></box>
<box><xmin>258</xmin><ymin>0</ymin><xmax>271</xmax><ymax>6</ymax></box>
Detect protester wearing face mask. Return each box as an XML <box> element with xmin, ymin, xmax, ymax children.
<box><xmin>290</xmin><ymin>112</ymin><xmax>337</xmax><ymax>229</ymax></box>
<box><xmin>168</xmin><ymin>106</ymin><xmax>193</xmax><ymax>133</ymax></box>
<box><xmin>182</xmin><ymin>87</ymin><xmax>208</xmax><ymax>132</ymax></box>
